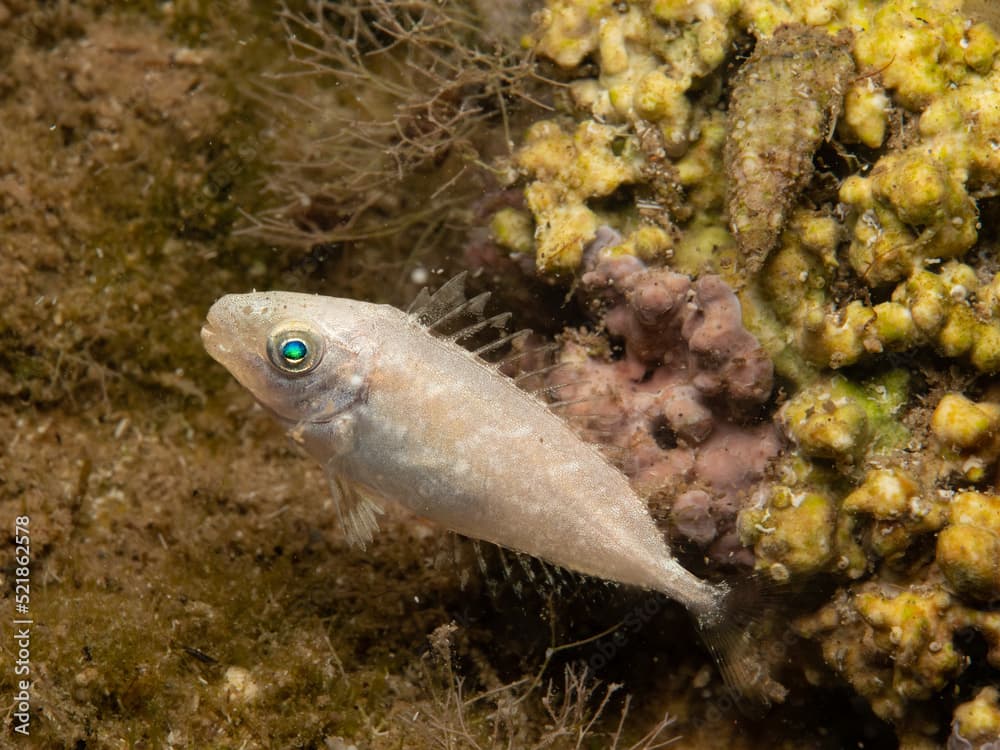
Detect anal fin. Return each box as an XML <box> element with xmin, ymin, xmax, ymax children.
<box><xmin>327</xmin><ymin>471</ymin><xmax>384</xmax><ymax>550</ymax></box>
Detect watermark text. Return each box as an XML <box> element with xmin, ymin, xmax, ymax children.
<box><xmin>12</xmin><ymin>515</ymin><xmax>32</xmax><ymax>737</ymax></box>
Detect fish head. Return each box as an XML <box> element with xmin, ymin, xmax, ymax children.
<box><xmin>201</xmin><ymin>291</ymin><xmax>374</xmax><ymax>424</ymax></box>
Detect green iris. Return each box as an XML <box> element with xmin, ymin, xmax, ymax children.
<box><xmin>281</xmin><ymin>338</ymin><xmax>308</xmax><ymax>363</ymax></box>
<box><xmin>266</xmin><ymin>324</ymin><xmax>323</xmax><ymax>375</ymax></box>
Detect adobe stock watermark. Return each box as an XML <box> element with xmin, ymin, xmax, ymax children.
<box><xmin>11</xmin><ymin>515</ymin><xmax>32</xmax><ymax>737</ymax></box>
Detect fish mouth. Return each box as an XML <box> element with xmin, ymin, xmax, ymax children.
<box><xmin>200</xmin><ymin>322</ymin><xmax>218</xmax><ymax>347</ymax></box>
<box><xmin>200</xmin><ymin>320</ymin><xmax>234</xmax><ymax>362</ymax></box>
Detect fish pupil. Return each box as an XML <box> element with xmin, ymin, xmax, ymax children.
<box><xmin>281</xmin><ymin>338</ymin><xmax>308</xmax><ymax>363</ymax></box>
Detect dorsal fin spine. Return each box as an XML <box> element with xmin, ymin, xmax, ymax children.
<box><xmin>449</xmin><ymin>312</ymin><xmax>512</xmax><ymax>343</ymax></box>
<box><xmin>408</xmin><ymin>271</ymin><xmax>469</xmax><ymax>324</ymax></box>
<box><xmin>514</xmin><ymin>360</ymin><xmax>567</xmax><ymax>384</ymax></box>
<box><xmin>428</xmin><ymin>291</ymin><xmax>492</xmax><ymax>332</ymax></box>
<box><xmin>472</xmin><ymin>328</ymin><xmax>531</xmax><ymax>357</ymax></box>
<box><xmin>406</xmin><ymin>287</ymin><xmax>432</xmax><ymax>316</ymax></box>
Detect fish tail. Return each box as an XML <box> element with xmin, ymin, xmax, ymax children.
<box><xmin>691</xmin><ymin>575</ymin><xmax>788</xmax><ymax>715</ymax></box>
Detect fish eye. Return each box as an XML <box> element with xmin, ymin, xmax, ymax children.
<box><xmin>266</xmin><ymin>325</ymin><xmax>323</xmax><ymax>375</ymax></box>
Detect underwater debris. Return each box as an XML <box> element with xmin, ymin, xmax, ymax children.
<box><xmin>724</xmin><ymin>24</ymin><xmax>855</xmax><ymax>275</ymax></box>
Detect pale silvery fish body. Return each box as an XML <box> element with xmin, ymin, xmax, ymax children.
<box><xmin>201</xmin><ymin>284</ymin><xmax>782</xmax><ymax>706</ymax></box>
<box><xmin>200</xmin><ymin>287</ymin><xmax>723</xmax><ymax>618</ymax></box>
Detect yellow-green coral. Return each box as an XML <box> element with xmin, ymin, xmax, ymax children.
<box><xmin>515</xmin><ymin>119</ymin><xmax>648</xmax><ymax>272</ymax></box>
<box><xmin>739</xmin><ymin>483</ymin><xmax>838</xmax><ymax>580</ymax></box>
<box><xmin>519</xmin><ymin>0</ymin><xmax>1000</xmax><ymax>740</ymax></box>
<box><xmin>521</xmin><ymin>0</ymin><xmax>1000</xmax><ymax>277</ymax></box>
<box><xmin>952</xmin><ymin>687</ymin><xmax>1000</xmax><ymax>746</ymax></box>
<box><xmin>937</xmin><ymin>491</ymin><xmax>1000</xmax><ymax>601</ymax></box>
<box><xmin>856</xmin><ymin>587</ymin><xmax>964</xmax><ymax>702</ymax></box>
<box><xmin>839</xmin><ymin>78</ymin><xmax>890</xmax><ymax>149</ymax></box>
<box><xmin>762</xmin><ymin>255</ymin><xmax>1000</xmax><ymax>373</ymax></box>
<box><xmin>842</xmin><ymin>468</ymin><xmax>948</xmax><ymax>564</ymax></box>
<box><xmin>778</xmin><ymin>371</ymin><xmax>909</xmax><ymax>461</ymax></box>
<box><xmin>929</xmin><ymin>392</ymin><xmax>1000</xmax><ymax>482</ymax></box>
<box><xmin>489</xmin><ymin>208</ymin><xmax>535</xmax><ymax>256</ymax></box>
<box><xmin>931</xmin><ymin>393</ymin><xmax>1000</xmax><ymax>450</ymax></box>
<box><xmin>797</xmin><ymin>580</ymin><xmax>1000</xmax><ymax>724</ymax></box>
<box><xmin>852</xmin><ymin>0</ymin><xmax>984</xmax><ymax>110</ymax></box>
<box><xmin>536</xmin><ymin>0</ymin><xmax>736</xmax><ymax>133</ymax></box>
<box><xmin>840</xmin><ymin>150</ymin><xmax>979</xmax><ymax>286</ymax></box>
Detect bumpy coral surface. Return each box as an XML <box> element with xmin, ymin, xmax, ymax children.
<box><xmin>544</xmin><ymin>248</ymin><xmax>778</xmax><ymax>565</ymax></box>
<box><xmin>797</xmin><ymin>577</ymin><xmax>1000</xmax><ymax>729</ymax></box>
<box><xmin>496</xmin><ymin>0</ymin><xmax>1000</xmax><ymax>743</ymax></box>
<box><xmin>950</xmin><ymin>686</ymin><xmax>1000</xmax><ymax>749</ymax></box>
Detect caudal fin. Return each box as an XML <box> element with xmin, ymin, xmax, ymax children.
<box><xmin>693</xmin><ymin>575</ymin><xmax>788</xmax><ymax>715</ymax></box>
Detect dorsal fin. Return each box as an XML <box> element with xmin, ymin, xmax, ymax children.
<box><xmin>407</xmin><ymin>272</ymin><xmax>535</xmax><ymax>367</ymax></box>
<box><xmin>451</xmin><ymin>312</ymin><xmax>512</xmax><ymax>343</ymax></box>
<box><xmin>407</xmin><ymin>271</ymin><xmax>471</xmax><ymax>325</ymax></box>
<box><xmin>429</xmin><ymin>291</ymin><xmax>491</xmax><ymax>333</ymax></box>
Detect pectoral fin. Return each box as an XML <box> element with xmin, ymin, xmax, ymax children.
<box><xmin>327</xmin><ymin>470</ymin><xmax>383</xmax><ymax>549</ymax></box>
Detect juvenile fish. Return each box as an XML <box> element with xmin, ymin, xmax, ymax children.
<box><xmin>201</xmin><ymin>275</ymin><xmax>781</xmax><ymax>706</ymax></box>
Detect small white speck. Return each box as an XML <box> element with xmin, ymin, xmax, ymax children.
<box><xmin>410</xmin><ymin>267</ymin><xmax>429</xmax><ymax>285</ymax></box>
